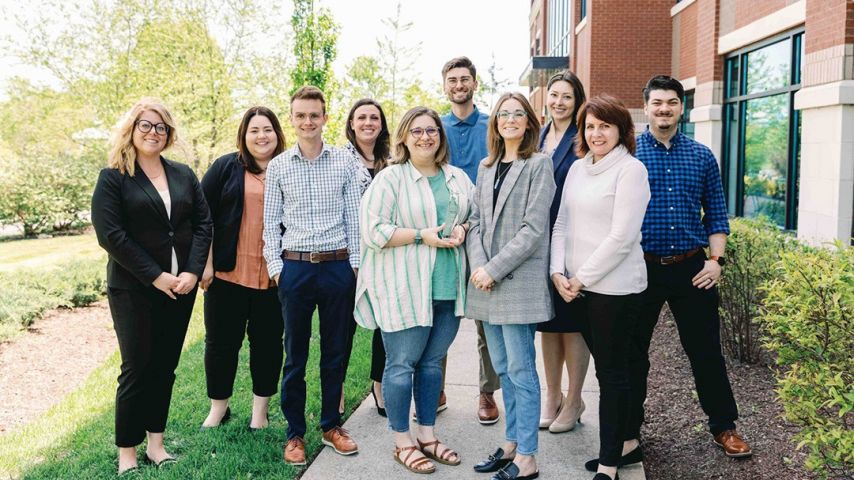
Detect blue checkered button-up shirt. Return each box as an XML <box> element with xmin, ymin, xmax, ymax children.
<box><xmin>636</xmin><ymin>129</ymin><xmax>730</xmax><ymax>256</ymax></box>
<box><xmin>262</xmin><ymin>144</ymin><xmax>361</xmax><ymax>276</ymax></box>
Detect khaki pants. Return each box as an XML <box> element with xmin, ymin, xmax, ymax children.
<box><xmin>440</xmin><ymin>319</ymin><xmax>500</xmax><ymax>393</ymax></box>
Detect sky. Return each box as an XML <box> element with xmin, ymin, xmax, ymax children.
<box><xmin>0</xmin><ymin>0</ymin><xmax>531</xmax><ymax>100</ymax></box>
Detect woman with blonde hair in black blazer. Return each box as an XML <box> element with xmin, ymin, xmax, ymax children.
<box><xmin>92</xmin><ymin>98</ymin><xmax>212</xmax><ymax>475</ymax></box>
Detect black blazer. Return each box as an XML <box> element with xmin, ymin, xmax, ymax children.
<box><xmin>91</xmin><ymin>157</ymin><xmax>213</xmax><ymax>289</ymax></box>
<box><xmin>201</xmin><ymin>152</ymin><xmax>246</xmax><ymax>272</ymax></box>
<box><xmin>539</xmin><ymin>122</ymin><xmax>579</xmax><ymax>229</ymax></box>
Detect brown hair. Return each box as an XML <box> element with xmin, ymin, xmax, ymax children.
<box><xmin>236</xmin><ymin>106</ymin><xmax>286</xmax><ymax>174</ymax></box>
<box><xmin>108</xmin><ymin>98</ymin><xmax>179</xmax><ymax>176</ymax></box>
<box><xmin>290</xmin><ymin>85</ymin><xmax>326</xmax><ymax>114</ymax></box>
<box><xmin>441</xmin><ymin>56</ymin><xmax>477</xmax><ymax>80</ymax></box>
<box><xmin>575</xmin><ymin>94</ymin><xmax>636</xmax><ymax>157</ymax></box>
<box><xmin>484</xmin><ymin>92</ymin><xmax>541</xmax><ymax>167</ymax></box>
<box><xmin>344</xmin><ymin>98</ymin><xmax>390</xmax><ymax>173</ymax></box>
<box><xmin>546</xmin><ymin>70</ymin><xmax>586</xmax><ymax>126</ymax></box>
<box><xmin>390</xmin><ymin>107</ymin><xmax>450</xmax><ymax>167</ymax></box>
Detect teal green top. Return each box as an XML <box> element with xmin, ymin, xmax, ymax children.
<box><xmin>427</xmin><ymin>170</ymin><xmax>458</xmax><ymax>300</ymax></box>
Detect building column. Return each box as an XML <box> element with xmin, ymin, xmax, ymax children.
<box><xmin>794</xmin><ymin>78</ymin><xmax>854</xmax><ymax>244</ymax></box>
<box><xmin>691</xmin><ymin>80</ymin><xmax>724</xmax><ymax>164</ymax></box>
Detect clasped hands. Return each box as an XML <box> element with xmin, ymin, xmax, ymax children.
<box><xmin>153</xmin><ymin>271</ymin><xmax>199</xmax><ymax>299</ymax></box>
<box><xmin>551</xmin><ymin>273</ymin><xmax>584</xmax><ymax>303</ymax></box>
<box><xmin>470</xmin><ymin>267</ymin><xmax>495</xmax><ymax>292</ymax></box>
<box><xmin>419</xmin><ymin>224</ymin><xmax>466</xmax><ymax>248</ymax></box>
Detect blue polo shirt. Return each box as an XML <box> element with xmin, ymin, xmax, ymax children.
<box><xmin>441</xmin><ymin>106</ymin><xmax>490</xmax><ymax>182</ymax></box>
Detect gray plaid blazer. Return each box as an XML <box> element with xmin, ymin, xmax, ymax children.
<box><xmin>465</xmin><ymin>153</ymin><xmax>556</xmax><ymax>324</ymax></box>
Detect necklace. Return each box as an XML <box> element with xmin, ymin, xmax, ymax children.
<box><xmin>493</xmin><ymin>161</ymin><xmax>512</xmax><ymax>189</ymax></box>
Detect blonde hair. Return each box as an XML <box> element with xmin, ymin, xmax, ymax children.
<box><xmin>389</xmin><ymin>107</ymin><xmax>450</xmax><ymax>166</ymax></box>
<box><xmin>108</xmin><ymin>98</ymin><xmax>179</xmax><ymax>176</ymax></box>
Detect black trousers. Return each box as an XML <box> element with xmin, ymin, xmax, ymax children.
<box><xmin>340</xmin><ymin>317</ymin><xmax>385</xmax><ymax>384</ymax></box>
<box><xmin>278</xmin><ymin>259</ymin><xmax>356</xmax><ymax>439</ymax></box>
<box><xmin>578</xmin><ymin>291</ymin><xmax>641</xmax><ymax>468</ymax></box>
<box><xmin>626</xmin><ymin>253</ymin><xmax>738</xmax><ymax>439</ymax></box>
<box><xmin>108</xmin><ymin>285</ymin><xmax>196</xmax><ymax>448</ymax></box>
<box><xmin>203</xmin><ymin>278</ymin><xmax>284</xmax><ymax>399</ymax></box>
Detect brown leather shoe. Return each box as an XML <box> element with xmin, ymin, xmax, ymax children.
<box><xmin>283</xmin><ymin>436</ymin><xmax>306</xmax><ymax>465</ymax></box>
<box><xmin>713</xmin><ymin>429</ymin><xmax>753</xmax><ymax>458</ymax></box>
<box><xmin>478</xmin><ymin>392</ymin><xmax>499</xmax><ymax>425</ymax></box>
<box><xmin>437</xmin><ymin>390</ymin><xmax>448</xmax><ymax>413</ymax></box>
<box><xmin>322</xmin><ymin>426</ymin><xmax>359</xmax><ymax>455</ymax></box>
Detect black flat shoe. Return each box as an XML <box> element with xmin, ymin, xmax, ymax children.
<box><xmin>143</xmin><ymin>455</ymin><xmax>177</xmax><ymax>468</ymax></box>
<box><xmin>592</xmin><ymin>473</ymin><xmax>618</xmax><ymax>480</ymax></box>
<box><xmin>491</xmin><ymin>463</ymin><xmax>539</xmax><ymax>480</ymax></box>
<box><xmin>200</xmin><ymin>407</ymin><xmax>231</xmax><ymax>430</ymax></box>
<box><xmin>248</xmin><ymin>414</ymin><xmax>269</xmax><ymax>432</ymax></box>
<box><xmin>474</xmin><ymin>448</ymin><xmax>513</xmax><ymax>473</ymax></box>
<box><xmin>371</xmin><ymin>384</ymin><xmax>387</xmax><ymax>417</ymax></box>
<box><xmin>584</xmin><ymin>446</ymin><xmax>642</xmax><ymax>472</ymax></box>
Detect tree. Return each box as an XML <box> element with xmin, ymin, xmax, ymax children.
<box><xmin>290</xmin><ymin>0</ymin><xmax>339</xmax><ymax>94</ymax></box>
<box><xmin>375</xmin><ymin>1</ymin><xmax>418</xmax><ymax>127</ymax></box>
<box><xmin>479</xmin><ymin>52</ymin><xmax>511</xmax><ymax>111</ymax></box>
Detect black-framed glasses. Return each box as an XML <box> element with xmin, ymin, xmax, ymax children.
<box><xmin>409</xmin><ymin>126</ymin><xmax>441</xmax><ymax>138</ymax></box>
<box><xmin>135</xmin><ymin>120</ymin><xmax>170</xmax><ymax>135</ymax></box>
<box><xmin>496</xmin><ymin>110</ymin><xmax>527</xmax><ymax>120</ymax></box>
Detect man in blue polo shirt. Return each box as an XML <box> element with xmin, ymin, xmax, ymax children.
<box><xmin>592</xmin><ymin>76</ymin><xmax>751</xmax><ymax>471</ymax></box>
<box><xmin>440</xmin><ymin>56</ymin><xmax>500</xmax><ymax>425</ymax></box>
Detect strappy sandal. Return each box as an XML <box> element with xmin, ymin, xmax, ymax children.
<box><xmin>417</xmin><ymin>438</ymin><xmax>461</xmax><ymax>466</ymax></box>
<box><xmin>394</xmin><ymin>445</ymin><xmax>436</xmax><ymax>474</ymax></box>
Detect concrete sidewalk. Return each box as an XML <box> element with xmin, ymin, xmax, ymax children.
<box><xmin>303</xmin><ymin>321</ymin><xmax>646</xmax><ymax>480</ymax></box>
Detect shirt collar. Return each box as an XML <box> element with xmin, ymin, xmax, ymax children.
<box><xmin>642</xmin><ymin>128</ymin><xmax>683</xmax><ymax>149</ymax></box>
<box><xmin>449</xmin><ymin>106</ymin><xmax>482</xmax><ymax>126</ymax></box>
<box><xmin>289</xmin><ymin>142</ymin><xmax>331</xmax><ymax>161</ymax></box>
<box><xmin>405</xmin><ymin>161</ymin><xmax>456</xmax><ymax>183</ymax></box>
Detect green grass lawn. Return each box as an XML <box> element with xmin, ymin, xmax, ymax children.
<box><xmin>0</xmin><ymin>231</ymin><xmax>102</xmax><ymax>272</ymax></box>
<box><xmin>0</xmin><ymin>296</ymin><xmax>373</xmax><ymax>479</ymax></box>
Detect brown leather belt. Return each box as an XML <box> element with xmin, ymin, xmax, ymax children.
<box><xmin>281</xmin><ymin>248</ymin><xmax>349</xmax><ymax>263</ymax></box>
<box><xmin>644</xmin><ymin>247</ymin><xmax>702</xmax><ymax>266</ymax></box>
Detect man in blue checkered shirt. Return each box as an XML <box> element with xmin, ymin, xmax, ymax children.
<box><xmin>263</xmin><ymin>86</ymin><xmax>361</xmax><ymax>465</ymax></box>
<box><xmin>606</xmin><ymin>76</ymin><xmax>752</xmax><ymax>469</ymax></box>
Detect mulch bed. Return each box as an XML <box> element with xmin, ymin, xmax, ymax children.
<box><xmin>641</xmin><ymin>306</ymin><xmax>817</xmax><ymax>480</ymax></box>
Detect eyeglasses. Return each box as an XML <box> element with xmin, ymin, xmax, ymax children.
<box><xmin>445</xmin><ymin>77</ymin><xmax>474</xmax><ymax>86</ymax></box>
<box><xmin>293</xmin><ymin>112</ymin><xmax>323</xmax><ymax>122</ymax></box>
<box><xmin>136</xmin><ymin>120</ymin><xmax>169</xmax><ymax>135</ymax></box>
<box><xmin>409</xmin><ymin>127</ymin><xmax>440</xmax><ymax>138</ymax></box>
<box><xmin>496</xmin><ymin>110</ymin><xmax>527</xmax><ymax>120</ymax></box>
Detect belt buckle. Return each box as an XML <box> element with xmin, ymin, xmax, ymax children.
<box><xmin>309</xmin><ymin>251</ymin><xmax>321</xmax><ymax>263</ymax></box>
<box><xmin>660</xmin><ymin>255</ymin><xmax>676</xmax><ymax>265</ymax></box>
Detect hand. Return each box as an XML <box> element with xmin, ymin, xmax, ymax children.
<box><xmin>568</xmin><ymin>276</ymin><xmax>584</xmax><ymax>294</ymax></box>
<box><xmin>353</xmin><ymin>268</ymin><xmax>359</xmax><ymax>278</ymax></box>
<box><xmin>174</xmin><ymin>272</ymin><xmax>198</xmax><ymax>295</ymax></box>
<box><xmin>272</xmin><ymin>273</ymin><xmax>280</xmax><ymax>286</ymax></box>
<box><xmin>448</xmin><ymin>225</ymin><xmax>466</xmax><ymax>246</ymax></box>
<box><xmin>200</xmin><ymin>263</ymin><xmax>215</xmax><ymax>291</ymax></box>
<box><xmin>470</xmin><ymin>267</ymin><xmax>495</xmax><ymax>292</ymax></box>
<box><xmin>421</xmin><ymin>225</ymin><xmax>455</xmax><ymax>248</ymax></box>
<box><xmin>692</xmin><ymin>260</ymin><xmax>722</xmax><ymax>289</ymax></box>
<box><xmin>153</xmin><ymin>272</ymin><xmax>180</xmax><ymax>300</ymax></box>
<box><xmin>551</xmin><ymin>273</ymin><xmax>577</xmax><ymax>303</ymax></box>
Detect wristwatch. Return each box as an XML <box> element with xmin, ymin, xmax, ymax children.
<box><xmin>414</xmin><ymin>229</ymin><xmax>422</xmax><ymax>245</ymax></box>
<box><xmin>710</xmin><ymin>255</ymin><xmax>726</xmax><ymax>266</ymax></box>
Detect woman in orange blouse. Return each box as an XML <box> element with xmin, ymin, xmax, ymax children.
<box><xmin>199</xmin><ymin>106</ymin><xmax>287</xmax><ymax>430</ymax></box>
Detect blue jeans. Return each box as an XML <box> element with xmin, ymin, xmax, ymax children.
<box><xmin>381</xmin><ymin>300</ymin><xmax>460</xmax><ymax>432</ymax></box>
<box><xmin>482</xmin><ymin>322</ymin><xmax>540</xmax><ymax>455</ymax></box>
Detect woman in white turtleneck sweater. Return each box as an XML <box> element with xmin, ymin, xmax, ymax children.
<box><xmin>549</xmin><ymin>94</ymin><xmax>650</xmax><ymax>480</ymax></box>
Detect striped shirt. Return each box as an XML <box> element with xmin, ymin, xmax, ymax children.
<box><xmin>354</xmin><ymin>161</ymin><xmax>474</xmax><ymax>332</ymax></box>
<box><xmin>262</xmin><ymin>143</ymin><xmax>361</xmax><ymax>277</ymax></box>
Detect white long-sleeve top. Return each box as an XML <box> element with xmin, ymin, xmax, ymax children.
<box><xmin>550</xmin><ymin>144</ymin><xmax>651</xmax><ymax>295</ymax></box>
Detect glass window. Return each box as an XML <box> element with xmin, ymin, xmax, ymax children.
<box><xmin>722</xmin><ymin>31</ymin><xmax>802</xmax><ymax>230</ymax></box>
<box><xmin>746</xmin><ymin>39</ymin><xmax>791</xmax><ymax>95</ymax></box>
<box><xmin>580</xmin><ymin>0</ymin><xmax>586</xmax><ymax>21</ymax></box>
<box><xmin>680</xmin><ymin>90</ymin><xmax>695</xmax><ymax>139</ymax></box>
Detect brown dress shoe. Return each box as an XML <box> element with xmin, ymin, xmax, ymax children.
<box><xmin>437</xmin><ymin>390</ymin><xmax>448</xmax><ymax>413</ymax></box>
<box><xmin>478</xmin><ymin>392</ymin><xmax>500</xmax><ymax>425</ymax></box>
<box><xmin>322</xmin><ymin>426</ymin><xmax>359</xmax><ymax>455</ymax></box>
<box><xmin>713</xmin><ymin>429</ymin><xmax>753</xmax><ymax>458</ymax></box>
<box><xmin>283</xmin><ymin>436</ymin><xmax>306</xmax><ymax>465</ymax></box>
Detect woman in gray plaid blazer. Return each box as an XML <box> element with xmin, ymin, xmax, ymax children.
<box><xmin>466</xmin><ymin>92</ymin><xmax>556</xmax><ymax>480</ymax></box>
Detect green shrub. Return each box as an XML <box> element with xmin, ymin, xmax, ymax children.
<box><xmin>760</xmin><ymin>242</ymin><xmax>854</xmax><ymax>478</ymax></box>
<box><xmin>0</xmin><ymin>257</ymin><xmax>105</xmax><ymax>340</ymax></box>
<box><xmin>718</xmin><ymin>217</ymin><xmax>800</xmax><ymax>363</ymax></box>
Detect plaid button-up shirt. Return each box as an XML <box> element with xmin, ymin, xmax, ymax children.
<box><xmin>262</xmin><ymin>143</ymin><xmax>361</xmax><ymax>276</ymax></box>
<box><xmin>636</xmin><ymin>129</ymin><xmax>730</xmax><ymax>256</ymax></box>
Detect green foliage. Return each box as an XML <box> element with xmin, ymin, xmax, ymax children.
<box><xmin>290</xmin><ymin>0</ymin><xmax>339</xmax><ymax>94</ymax></box>
<box><xmin>0</xmin><ymin>257</ymin><xmax>106</xmax><ymax>341</ymax></box>
<box><xmin>718</xmin><ymin>217</ymin><xmax>800</xmax><ymax>362</ymax></box>
<box><xmin>760</xmin><ymin>242</ymin><xmax>854</xmax><ymax>478</ymax></box>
